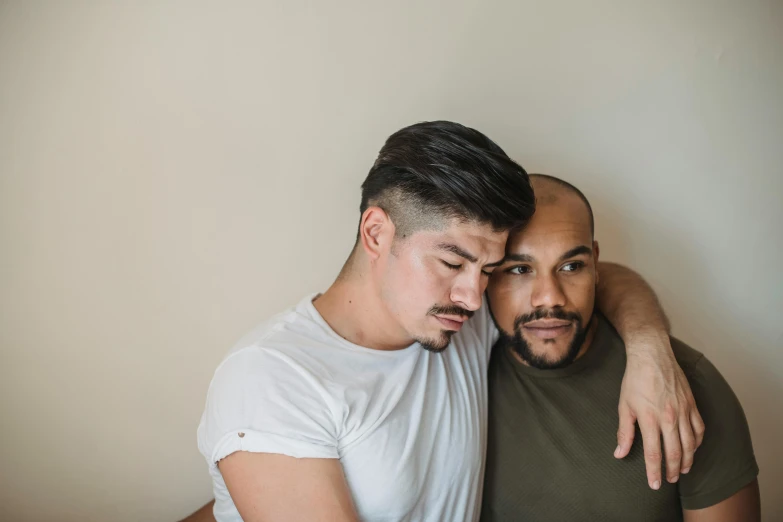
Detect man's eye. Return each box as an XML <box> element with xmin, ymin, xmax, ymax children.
<box><xmin>508</xmin><ymin>266</ymin><xmax>531</xmax><ymax>275</ymax></box>
<box><xmin>481</xmin><ymin>269</ymin><xmax>493</xmax><ymax>277</ymax></box>
<box><xmin>442</xmin><ymin>261</ymin><xmax>461</xmax><ymax>271</ymax></box>
<box><xmin>562</xmin><ymin>262</ymin><xmax>584</xmax><ymax>273</ymax></box>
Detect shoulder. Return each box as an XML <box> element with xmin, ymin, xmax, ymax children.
<box><xmin>210</xmin><ymin>303</ymin><xmax>351</xmax><ymax>404</ymax></box>
<box><xmin>205</xmin><ymin>296</ymin><xmax>355</xmax><ymax>431</ymax></box>
<box><xmin>218</xmin><ymin>295</ymin><xmax>348</xmax><ymax>376</ymax></box>
<box><xmin>669</xmin><ymin>337</ymin><xmax>737</xmax><ymax>409</ymax></box>
<box><xmin>668</xmin><ymin>336</ymin><xmax>737</xmax><ymax>415</ymax></box>
<box><xmin>197</xmin><ymin>302</ymin><xmax>346</xmax><ymax>465</ymax></box>
<box><xmin>673</xmin><ymin>337</ymin><xmax>759</xmax><ymax>508</ymax></box>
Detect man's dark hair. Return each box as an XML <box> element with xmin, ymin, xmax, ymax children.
<box><xmin>529</xmin><ymin>173</ymin><xmax>594</xmax><ymax>237</ymax></box>
<box><xmin>359</xmin><ymin>121</ymin><xmax>535</xmax><ymax>239</ymax></box>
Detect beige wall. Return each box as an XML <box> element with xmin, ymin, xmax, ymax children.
<box><xmin>1</xmin><ymin>1</ymin><xmax>781</xmax><ymax>520</ymax></box>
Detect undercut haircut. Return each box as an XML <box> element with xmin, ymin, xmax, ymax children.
<box><xmin>359</xmin><ymin>121</ymin><xmax>535</xmax><ymax>240</ymax></box>
<box><xmin>529</xmin><ymin>173</ymin><xmax>594</xmax><ymax>237</ymax></box>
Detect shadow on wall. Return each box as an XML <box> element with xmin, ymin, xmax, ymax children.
<box><xmin>595</xmin><ymin>195</ymin><xmax>782</xmax><ymax>520</ymax></box>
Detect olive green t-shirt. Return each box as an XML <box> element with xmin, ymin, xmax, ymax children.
<box><xmin>481</xmin><ymin>315</ymin><xmax>758</xmax><ymax>522</ymax></box>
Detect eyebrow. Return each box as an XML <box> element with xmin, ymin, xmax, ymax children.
<box><xmin>504</xmin><ymin>245</ymin><xmax>592</xmax><ymax>264</ymax></box>
<box><xmin>504</xmin><ymin>253</ymin><xmax>534</xmax><ymax>263</ymax></box>
<box><xmin>559</xmin><ymin>245</ymin><xmax>592</xmax><ymax>261</ymax></box>
<box><xmin>437</xmin><ymin>242</ymin><xmax>505</xmax><ymax>267</ymax></box>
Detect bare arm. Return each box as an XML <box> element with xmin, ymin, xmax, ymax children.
<box><xmin>683</xmin><ymin>480</ymin><xmax>761</xmax><ymax>522</ymax></box>
<box><xmin>596</xmin><ymin>262</ymin><xmax>705</xmax><ymax>490</ymax></box>
<box><xmin>597</xmin><ymin>261</ymin><xmax>670</xmax><ymax>336</ymax></box>
<box><xmin>178</xmin><ymin>500</ymin><xmax>216</xmax><ymax>522</ymax></box>
<box><xmin>218</xmin><ymin>452</ymin><xmax>359</xmax><ymax>522</ymax></box>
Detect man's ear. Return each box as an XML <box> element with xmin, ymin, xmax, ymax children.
<box><xmin>359</xmin><ymin>206</ymin><xmax>395</xmax><ymax>261</ymax></box>
<box><xmin>593</xmin><ymin>240</ymin><xmax>600</xmax><ymax>283</ymax></box>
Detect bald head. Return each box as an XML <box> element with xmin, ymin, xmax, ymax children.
<box><xmin>530</xmin><ymin>174</ymin><xmax>594</xmax><ymax>238</ymax></box>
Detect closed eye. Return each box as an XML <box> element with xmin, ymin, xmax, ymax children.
<box><xmin>442</xmin><ymin>261</ymin><xmax>461</xmax><ymax>271</ymax></box>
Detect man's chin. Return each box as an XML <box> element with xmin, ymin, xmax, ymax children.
<box><xmin>526</xmin><ymin>351</ymin><xmax>572</xmax><ymax>368</ymax></box>
<box><xmin>417</xmin><ymin>330</ymin><xmax>455</xmax><ymax>353</ymax></box>
<box><xmin>515</xmin><ymin>335</ymin><xmax>578</xmax><ymax>369</ymax></box>
<box><xmin>523</xmin><ymin>333</ymin><xmax>575</xmax><ymax>353</ymax></box>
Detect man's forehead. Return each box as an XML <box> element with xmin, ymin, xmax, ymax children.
<box><xmin>517</xmin><ymin>200</ymin><xmax>590</xmax><ymax>238</ymax></box>
<box><xmin>420</xmin><ymin>219</ymin><xmax>506</xmax><ymax>241</ymax></box>
<box><xmin>415</xmin><ymin>221</ymin><xmax>507</xmax><ymax>255</ymax></box>
<box><xmin>507</xmin><ymin>214</ymin><xmax>591</xmax><ymax>256</ymax></box>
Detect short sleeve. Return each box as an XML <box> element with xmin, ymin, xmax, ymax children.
<box><xmin>197</xmin><ymin>347</ymin><xmax>339</xmax><ymax>470</ymax></box>
<box><xmin>678</xmin><ymin>353</ymin><xmax>759</xmax><ymax>510</ymax></box>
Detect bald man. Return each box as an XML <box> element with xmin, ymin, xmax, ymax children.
<box><xmin>481</xmin><ymin>175</ymin><xmax>760</xmax><ymax>521</ymax></box>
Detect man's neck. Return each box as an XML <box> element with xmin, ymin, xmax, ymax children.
<box><xmin>313</xmin><ymin>277</ymin><xmax>414</xmax><ymax>351</ymax></box>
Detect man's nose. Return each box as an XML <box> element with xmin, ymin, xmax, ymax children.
<box><xmin>450</xmin><ymin>271</ymin><xmax>484</xmax><ymax>311</ymax></box>
<box><xmin>530</xmin><ymin>273</ymin><xmax>567</xmax><ymax>309</ymax></box>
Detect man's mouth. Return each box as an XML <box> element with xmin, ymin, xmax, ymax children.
<box><xmin>522</xmin><ymin>319</ymin><xmax>572</xmax><ymax>339</ymax></box>
<box><xmin>435</xmin><ymin>315</ymin><xmax>467</xmax><ymax>331</ymax></box>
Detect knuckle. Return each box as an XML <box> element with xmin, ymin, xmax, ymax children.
<box><xmin>644</xmin><ymin>450</ymin><xmax>662</xmax><ymax>462</ymax></box>
<box><xmin>641</xmin><ymin>412</ymin><xmax>658</xmax><ymax>426</ymax></box>
<box><xmin>662</xmin><ymin>404</ymin><xmax>678</xmax><ymax>425</ymax></box>
<box><xmin>667</xmin><ymin>450</ymin><xmax>683</xmax><ymax>461</ymax></box>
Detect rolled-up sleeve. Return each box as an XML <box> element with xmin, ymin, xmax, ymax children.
<box><xmin>197</xmin><ymin>346</ymin><xmax>339</xmax><ymax>471</ymax></box>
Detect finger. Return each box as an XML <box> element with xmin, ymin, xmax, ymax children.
<box><xmin>679</xmin><ymin>412</ymin><xmax>696</xmax><ymax>474</ymax></box>
<box><xmin>661</xmin><ymin>417</ymin><xmax>683</xmax><ymax>483</ymax></box>
<box><xmin>615</xmin><ymin>405</ymin><xmax>637</xmax><ymax>459</ymax></box>
<box><xmin>639</xmin><ymin>417</ymin><xmax>663</xmax><ymax>490</ymax></box>
<box><xmin>690</xmin><ymin>406</ymin><xmax>706</xmax><ymax>449</ymax></box>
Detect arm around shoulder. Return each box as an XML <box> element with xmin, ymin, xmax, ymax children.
<box><xmin>596</xmin><ymin>261</ymin><xmax>704</xmax><ymax>489</ymax></box>
<box><xmin>596</xmin><ymin>261</ymin><xmax>670</xmax><ymax>338</ymax></box>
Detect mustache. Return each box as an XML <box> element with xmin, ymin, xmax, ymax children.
<box><xmin>513</xmin><ymin>308</ymin><xmax>582</xmax><ymax>330</ymax></box>
<box><xmin>427</xmin><ymin>305</ymin><xmax>474</xmax><ymax>319</ymax></box>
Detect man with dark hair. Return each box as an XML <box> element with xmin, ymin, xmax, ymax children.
<box><xmin>195</xmin><ymin>122</ymin><xmax>703</xmax><ymax>522</ymax></box>
<box><xmin>482</xmin><ymin>174</ymin><xmax>760</xmax><ymax>521</ymax></box>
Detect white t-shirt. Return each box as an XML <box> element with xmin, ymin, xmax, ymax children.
<box><xmin>197</xmin><ymin>294</ymin><xmax>499</xmax><ymax>522</ymax></box>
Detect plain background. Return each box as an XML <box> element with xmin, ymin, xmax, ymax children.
<box><xmin>1</xmin><ymin>1</ymin><xmax>781</xmax><ymax>520</ymax></box>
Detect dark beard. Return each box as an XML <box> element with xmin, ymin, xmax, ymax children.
<box><xmin>418</xmin><ymin>330</ymin><xmax>456</xmax><ymax>353</ymax></box>
<box><xmin>498</xmin><ymin>308</ymin><xmax>593</xmax><ymax>370</ymax></box>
